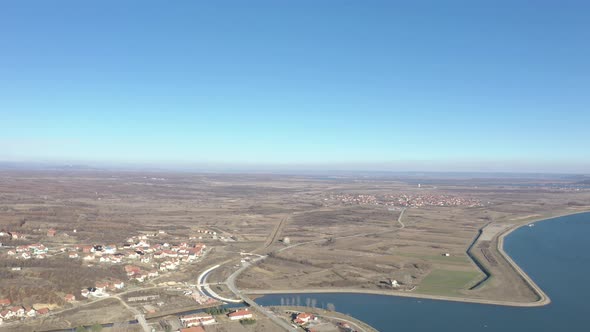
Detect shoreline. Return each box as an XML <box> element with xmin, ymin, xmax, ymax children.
<box><xmin>493</xmin><ymin>208</ymin><xmax>590</xmax><ymax>306</ymax></box>
<box><xmin>247</xmin><ymin>210</ymin><xmax>590</xmax><ymax>308</ymax></box>
<box><xmin>273</xmin><ymin>305</ymin><xmax>378</xmax><ymax>332</ymax></box>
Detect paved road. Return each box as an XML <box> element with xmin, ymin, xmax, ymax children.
<box><xmin>226</xmin><ymin>257</ymin><xmax>297</xmax><ymax>332</ymax></box>
<box><xmin>114</xmin><ymin>295</ymin><xmax>150</xmax><ymax>332</ymax></box>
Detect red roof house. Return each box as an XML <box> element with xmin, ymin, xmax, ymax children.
<box><xmin>228</xmin><ymin>308</ymin><xmax>253</xmax><ymax>320</ymax></box>
<box><xmin>37</xmin><ymin>308</ymin><xmax>50</xmax><ymax>315</ymax></box>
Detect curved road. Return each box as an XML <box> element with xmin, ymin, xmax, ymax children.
<box><xmin>397</xmin><ymin>208</ymin><xmax>406</xmax><ymax>229</ymax></box>
<box><xmin>202</xmin><ymin>209</ymin><xmax>410</xmax><ymax>331</ymax></box>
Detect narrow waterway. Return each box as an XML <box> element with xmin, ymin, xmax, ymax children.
<box><xmin>255</xmin><ymin>212</ymin><xmax>590</xmax><ymax>331</ymax></box>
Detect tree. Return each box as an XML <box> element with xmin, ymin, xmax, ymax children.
<box><xmin>75</xmin><ymin>327</ymin><xmax>87</xmax><ymax>332</ymax></box>
<box><xmin>91</xmin><ymin>324</ymin><xmax>103</xmax><ymax>332</ymax></box>
<box><xmin>240</xmin><ymin>318</ymin><xmax>256</xmax><ymax>325</ymax></box>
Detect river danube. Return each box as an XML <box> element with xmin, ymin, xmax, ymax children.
<box><xmin>255</xmin><ymin>212</ymin><xmax>590</xmax><ymax>331</ymax></box>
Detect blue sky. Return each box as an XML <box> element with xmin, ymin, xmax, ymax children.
<box><xmin>1</xmin><ymin>1</ymin><xmax>589</xmax><ymax>172</ymax></box>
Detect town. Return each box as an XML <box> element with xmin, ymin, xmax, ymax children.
<box><xmin>327</xmin><ymin>192</ymin><xmax>484</xmax><ymax>208</ymax></box>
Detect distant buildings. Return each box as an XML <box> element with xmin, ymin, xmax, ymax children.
<box><xmin>329</xmin><ymin>192</ymin><xmax>484</xmax><ymax>208</ymax></box>
<box><xmin>47</xmin><ymin>228</ymin><xmax>57</xmax><ymax>237</ymax></box>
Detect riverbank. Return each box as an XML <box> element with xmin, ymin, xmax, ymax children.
<box><xmin>273</xmin><ymin>305</ymin><xmax>378</xmax><ymax>332</ymax></box>
<box><xmin>248</xmin><ymin>210</ymin><xmax>590</xmax><ymax>308</ymax></box>
<box><xmin>489</xmin><ymin>209</ymin><xmax>590</xmax><ymax>306</ymax></box>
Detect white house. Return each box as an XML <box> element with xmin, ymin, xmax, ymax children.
<box><xmin>11</xmin><ymin>306</ymin><xmax>25</xmax><ymax>318</ymax></box>
<box><xmin>25</xmin><ymin>307</ymin><xmax>36</xmax><ymax>317</ymax></box>
<box><xmin>0</xmin><ymin>310</ymin><xmax>13</xmax><ymax>320</ymax></box>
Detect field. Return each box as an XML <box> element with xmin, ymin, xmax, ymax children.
<box><xmin>417</xmin><ymin>269</ymin><xmax>482</xmax><ymax>296</ymax></box>
<box><xmin>0</xmin><ymin>170</ymin><xmax>589</xmax><ymax>330</ymax></box>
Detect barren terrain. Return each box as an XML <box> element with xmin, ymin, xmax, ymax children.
<box><xmin>0</xmin><ymin>170</ymin><xmax>589</xmax><ymax>330</ymax></box>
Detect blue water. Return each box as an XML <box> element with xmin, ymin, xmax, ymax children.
<box><xmin>255</xmin><ymin>212</ymin><xmax>590</xmax><ymax>331</ymax></box>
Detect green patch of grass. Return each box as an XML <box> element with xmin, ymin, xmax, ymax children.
<box><xmin>395</xmin><ymin>252</ymin><xmax>471</xmax><ymax>265</ymax></box>
<box><xmin>416</xmin><ymin>269</ymin><xmax>483</xmax><ymax>296</ymax></box>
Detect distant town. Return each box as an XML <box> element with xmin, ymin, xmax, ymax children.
<box><xmin>327</xmin><ymin>192</ymin><xmax>484</xmax><ymax>208</ymax></box>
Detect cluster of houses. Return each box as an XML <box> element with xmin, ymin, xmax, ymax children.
<box><xmin>1</xmin><ymin>228</ymin><xmax>60</xmax><ymax>241</ymax></box>
<box><xmin>65</xmin><ymin>238</ymin><xmax>207</xmax><ymax>278</ymax></box>
<box><xmin>0</xmin><ymin>298</ymin><xmax>50</xmax><ymax>324</ymax></box>
<box><xmin>0</xmin><ymin>229</ymin><xmax>213</xmax><ymax>325</ymax></box>
<box><xmin>6</xmin><ymin>243</ymin><xmax>48</xmax><ymax>260</ymax></box>
<box><xmin>329</xmin><ymin>193</ymin><xmax>484</xmax><ymax>208</ymax></box>
<box><xmin>0</xmin><ymin>231</ymin><xmax>28</xmax><ymax>240</ymax></box>
<box><xmin>124</xmin><ymin>265</ymin><xmax>160</xmax><ymax>283</ymax></box>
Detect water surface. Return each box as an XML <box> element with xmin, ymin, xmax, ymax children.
<box><xmin>255</xmin><ymin>212</ymin><xmax>590</xmax><ymax>331</ymax></box>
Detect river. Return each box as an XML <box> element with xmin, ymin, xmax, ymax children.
<box><xmin>254</xmin><ymin>212</ymin><xmax>590</xmax><ymax>331</ymax></box>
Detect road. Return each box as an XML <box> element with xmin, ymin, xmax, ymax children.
<box><xmin>202</xmin><ymin>209</ymin><xmax>410</xmax><ymax>331</ymax></box>
<box><xmin>114</xmin><ymin>295</ymin><xmax>150</xmax><ymax>332</ymax></box>
<box><xmin>196</xmin><ymin>213</ymin><xmax>297</xmax><ymax>331</ymax></box>
<box><xmin>225</xmin><ymin>256</ymin><xmax>297</xmax><ymax>332</ymax></box>
<box><xmin>397</xmin><ymin>208</ymin><xmax>406</xmax><ymax>229</ymax></box>
<box><xmin>255</xmin><ymin>214</ymin><xmax>290</xmax><ymax>254</ymax></box>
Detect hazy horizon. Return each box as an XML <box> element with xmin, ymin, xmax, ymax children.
<box><xmin>1</xmin><ymin>159</ymin><xmax>589</xmax><ymax>176</ymax></box>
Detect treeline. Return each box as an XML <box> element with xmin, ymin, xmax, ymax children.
<box><xmin>205</xmin><ymin>306</ymin><xmax>230</xmax><ymax>315</ymax></box>
<box><xmin>240</xmin><ymin>318</ymin><xmax>256</xmax><ymax>325</ymax></box>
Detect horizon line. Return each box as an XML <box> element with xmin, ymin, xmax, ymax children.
<box><xmin>0</xmin><ymin>160</ymin><xmax>588</xmax><ymax>177</ymax></box>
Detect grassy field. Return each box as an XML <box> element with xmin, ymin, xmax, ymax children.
<box><xmin>395</xmin><ymin>252</ymin><xmax>473</xmax><ymax>265</ymax></box>
<box><xmin>417</xmin><ymin>269</ymin><xmax>483</xmax><ymax>296</ymax></box>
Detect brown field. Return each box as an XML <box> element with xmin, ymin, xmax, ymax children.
<box><xmin>0</xmin><ymin>170</ymin><xmax>589</xmax><ymax>330</ymax></box>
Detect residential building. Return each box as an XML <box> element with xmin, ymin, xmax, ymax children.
<box><xmin>228</xmin><ymin>309</ymin><xmax>253</xmax><ymax>320</ymax></box>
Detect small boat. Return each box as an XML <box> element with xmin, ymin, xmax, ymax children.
<box><xmin>528</xmin><ymin>223</ymin><xmax>535</xmax><ymax>227</ymax></box>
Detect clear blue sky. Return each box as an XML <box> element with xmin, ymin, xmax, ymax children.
<box><xmin>1</xmin><ymin>1</ymin><xmax>589</xmax><ymax>172</ymax></box>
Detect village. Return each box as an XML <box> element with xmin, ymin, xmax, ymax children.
<box><xmin>0</xmin><ymin>227</ymin><xmax>226</xmax><ymax>327</ymax></box>
<box><xmin>328</xmin><ymin>192</ymin><xmax>484</xmax><ymax>208</ymax></box>
<box><xmin>0</xmin><ymin>223</ymin><xmax>367</xmax><ymax>331</ymax></box>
